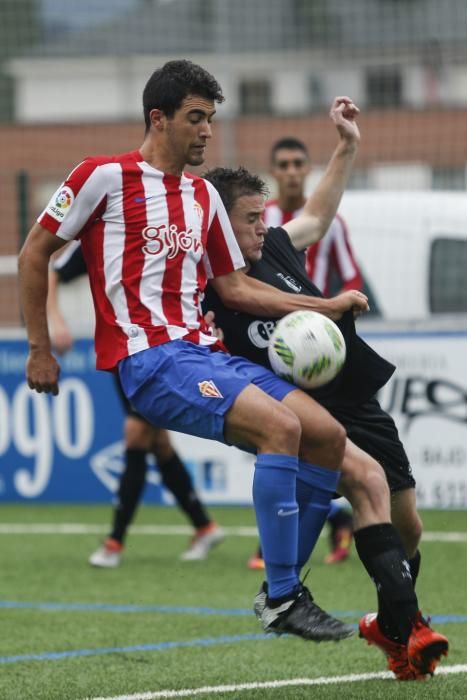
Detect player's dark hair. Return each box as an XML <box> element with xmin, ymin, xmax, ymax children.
<box><xmin>143</xmin><ymin>60</ymin><xmax>224</xmax><ymax>131</ymax></box>
<box><xmin>271</xmin><ymin>137</ymin><xmax>309</xmax><ymax>163</ymax></box>
<box><xmin>203</xmin><ymin>167</ymin><xmax>269</xmax><ymax>213</ymax></box>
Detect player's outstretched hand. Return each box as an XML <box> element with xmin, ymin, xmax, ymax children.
<box><xmin>204</xmin><ymin>309</ymin><xmax>224</xmax><ymax>342</ymax></box>
<box><xmin>26</xmin><ymin>349</ymin><xmax>61</xmax><ymax>395</ymax></box>
<box><xmin>326</xmin><ymin>290</ymin><xmax>369</xmax><ymax>321</ymax></box>
<box><xmin>330</xmin><ymin>96</ymin><xmax>360</xmax><ymax>145</ymax></box>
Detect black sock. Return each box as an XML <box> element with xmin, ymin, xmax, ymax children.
<box><xmin>354</xmin><ymin>523</ymin><xmax>419</xmax><ymax>643</ymax></box>
<box><xmin>376</xmin><ymin>549</ymin><xmax>422</xmax><ymax>642</ymax></box>
<box><xmin>110</xmin><ymin>448</ymin><xmax>148</xmax><ymax>543</ymax></box>
<box><xmin>158</xmin><ymin>453</ymin><xmax>210</xmax><ymax>529</ymax></box>
<box><xmin>409</xmin><ymin>550</ymin><xmax>421</xmax><ymax>587</ymax></box>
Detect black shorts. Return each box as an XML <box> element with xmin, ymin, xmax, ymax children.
<box><xmin>330</xmin><ymin>397</ymin><xmax>416</xmax><ymax>493</ymax></box>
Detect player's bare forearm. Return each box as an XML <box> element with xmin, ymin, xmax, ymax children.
<box><xmin>19</xmin><ymin>247</ymin><xmax>61</xmax><ymax>393</ymax></box>
<box><xmin>18</xmin><ymin>225</ymin><xmax>66</xmax><ymax>394</ymax></box>
<box><xmin>212</xmin><ymin>272</ymin><xmax>367</xmax><ymax>321</ymax></box>
<box><xmin>19</xmin><ymin>246</ymin><xmax>53</xmax><ymax>353</ymax></box>
<box><xmin>19</xmin><ymin>225</ymin><xmax>66</xmax><ymax>349</ymax></box>
<box><xmin>284</xmin><ymin>97</ymin><xmax>360</xmax><ymax>251</ymax></box>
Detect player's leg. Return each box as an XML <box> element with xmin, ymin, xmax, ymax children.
<box><xmin>119</xmin><ymin>342</ymin><xmax>353</xmax><ymax>642</ymax></box>
<box><xmin>248</xmin><ymin>504</ymin><xmax>354</xmax><ymax>571</ymax></box>
<box><xmin>359</xmin><ymin>486</ymin><xmax>425</xmax><ymax>673</ymax></box>
<box><xmin>355</xmin><ymin>482</ymin><xmax>447</xmax><ymax>679</ymax></box>
<box><xmin>280</xmin><ymin>389</ymin><xmax>347</xmax><ymax>574</ymax></box>
<box><xmin>335</xmin><ymin>399</ymin><xmax>447</xmax><ymax>678</ymax></box>
<box><xmin>120</xmin><ymin>341</ymin><xmax>303</xmax><ymax>601</ymax></box>
<box><xmin>89</xmin><ymin>414</ymin><xmax>151</xmax><ymax>568</ymax></box>
<box><xmin>225</xmin><ymin>382</ymin><xmax>352</xmax><ymax>641</ymax></box>
<box><xmin>150</xmin><ymin>427</ymin><xmax>225</xmax><ymax>560</ymax></box>
<box><xmin>336</xmin><ymin>441</ymin><xmax>425</xmax><ymax>678</ymax></box>
<box><xmin>240</xmin><ymin>383</ymin><xmax>353</xmax><ymax>641</ymax></box>
<box><xmin>224</xmin><ymin>382</ymin><xmax>303</xmax><ymax>596</ymax></box>
<box><xmin>110</xmin><ymin>415</ymin><xmax>151</xmax><ymax>542</ymax></box>
<box><xmin>390</xmin><ymin>487</ymin><xmax>422</xmax><ymax>560</ymax></box>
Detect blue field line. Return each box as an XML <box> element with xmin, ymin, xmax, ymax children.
<box><xmin>0</xmin><ymin>601</ymin><xmax>466</xmax><ymax>626</ymax></box>
<box><xmin>0</xmin><ymin>600</ymin><xmax>251</xmax><ymax>616</ymax></box>
<box><xmin>0</xmin><ymin>633</ymin><xmax>269</xmax><ymax>664</ymax></box>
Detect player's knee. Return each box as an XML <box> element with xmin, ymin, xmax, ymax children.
<box><xmin>150</xmin><ymin>428</ymin><xmax>175</xmax><ymax>462</ymax></box>
<box><xmin>265</xmin><ymin>406</ymin><xmax>302</xmax><ymax>453</ymax></box>
<box><xmin>343</xmin><ymin>456</ymin><xmax>389</xmax><ymax>515</ymax></box>
<box><xmin>363</xmin><ymin>461</ymin><xmax>389</xmax><ymax>504</ymax></box>
<box><xmin>125</xmin><ymin>416</ymin><xmax>153</xmax><ymax>450</ymax></box>
<box><xmin>330</xmin><ymin>422</ymin><xmax>346</xmax><ymax>463</ymax></box>
<box><xmin>395</xmin><ymin>510</ymin><xmax>423</xmax><ymax>555</ymax></box>
<box><xmin>298</xmin><ymin>416</ymin><xmax>346</xmax><ymax>469</ymax></box>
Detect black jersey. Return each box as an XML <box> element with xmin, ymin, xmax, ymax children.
<box><xmin>203</xmin><ymin>227</ymin><xmax>395</xmax><ymax>409</ymax></box>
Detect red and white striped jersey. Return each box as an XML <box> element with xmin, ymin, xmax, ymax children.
<box><xmin>264</xmin><ymin>200</ymin><xmax>362</xmax><ymax>297</ymax></box>
<box><xmin>39</xmin><ymin>150</ymin><xmax>245</xmax><ymax>371</ymax></box>
<box><xmin>264</xmin><ymin>199</ymin><xmax>304</xmax><ymax>227</ymax></box>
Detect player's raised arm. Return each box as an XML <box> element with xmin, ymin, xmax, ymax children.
<box><xmin>18</xmin><ymin>223</ymin><xmax>67</xmax><ymax>395</ymax></box>
<box><xmin>284</xmin><ymin>97</ymin><xmax>360</xmax><ymax>250</ymax></box>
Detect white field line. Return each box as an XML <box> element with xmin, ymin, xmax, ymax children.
<box><xmin>85</xmin><ymin>664</ymin><xmax>467</xmax><ymax>700</ymax></box>
<box><xmin>0</xmin><ymin>524</ymin><xmax>256</xmax><ymax>536</ymax></box>
<box><xmin>0</xmin><ymin>523</ymin><xmax>466</xmax><ymax>541</ymax></box>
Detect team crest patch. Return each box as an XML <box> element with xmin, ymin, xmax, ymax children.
<box><xmin>198</xmin><ymin>380</ymin><xmax>223</xmax><ymax>398</ymax></box>
<box><xmin>194</xmin><ymin>201</ymin><xmax>204</xmax><ymax>225</ymax></box>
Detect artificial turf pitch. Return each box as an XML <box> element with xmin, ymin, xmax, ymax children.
<box><xmin>0</xmin><ymin>504</ymin><xmax>465</xmax><ymax>699</ymax></box>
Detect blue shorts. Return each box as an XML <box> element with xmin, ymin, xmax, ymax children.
<box><xmin>118</xmin><ymin>340</ymin><xmax>295</xmax><ymax>445</ymax></box>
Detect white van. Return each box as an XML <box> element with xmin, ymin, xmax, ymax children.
<box><xmin>338</xmin><ymin>190</ymin><xmax>467</xmax><ymax>321</ymax></box>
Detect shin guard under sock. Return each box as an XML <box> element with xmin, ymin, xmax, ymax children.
<box><xmin>111</xmin><ymin>448</ymin><xmax>147</xmax><ymax>543</ymax></box>
<box><xmin>354</xmin><ymin>523</ymin><xmax>419</xmax><ymax>643</ymax></box>
<box><xmin>409</xmin><ymin>550</ymin><xmax>421</xmax><ymax>587</ymax></box>
<box><xmin>253</xmin><ymin>453</ymin><xmax>299</xmax><ymax>599</ymax></box>
<box><xmin>296</xmin><ymin>461</ymin><xmax>340</xmax><ymax>574</ymax></box>
<box><xmin>158</xmin><ymin>453</ymin><xmax>210</xmax><ymax>529</ymax></box>
<box><xmin>375</xmin><ymin>548</ymin><xmax>423</xmax><ymax>641</ymax></box>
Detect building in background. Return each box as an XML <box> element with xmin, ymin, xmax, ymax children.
<box><xmin>2</xmin><ymin>0</ymin><xmax>467</xmax><ymax>324</ymax></box>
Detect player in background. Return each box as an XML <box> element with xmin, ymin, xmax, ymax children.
<box><xmin>257</xmin><ymin>136</ymin><xmax>358</xmax><ymax>567</ymax></box>
<box><xmin>202</xmin><ymin>161</ymin><xmax>449</xmax><ymax>680</ymax></box>
<box><xmin>19</xmin><ymin>60</ymin><xmax>369</xmax><ymax>644</ymax></box>
<box><xmin>265</xmin><ymin>137</ymin><xmax>363</xmax><ymax>295</ymax></box>
<box><xmin>47</xmin><ymin>242</ymin><xmax>225</xmax><ymax>565</ymax></box>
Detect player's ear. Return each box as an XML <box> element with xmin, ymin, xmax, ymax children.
<box><xmin>149</xmin><ymin>108</ymin><xmax>165</xmax><ymax>131</ymax></box>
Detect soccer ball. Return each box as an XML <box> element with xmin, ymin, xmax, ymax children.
<box><xmin>268</xmin><ymin>310</ymin><xmax>346</xmax><ymax>389</ymax></box>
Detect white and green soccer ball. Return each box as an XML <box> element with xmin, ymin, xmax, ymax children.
<box><xmin>268</xmin><ymin>310</ymin><xmax>346</xmax><ymax>389</ymax></box>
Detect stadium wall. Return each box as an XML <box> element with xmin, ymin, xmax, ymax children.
<box><xmin>1</xmin><ymin>332</ymin><xmax>466</xmax><ymax>509</ymax></box>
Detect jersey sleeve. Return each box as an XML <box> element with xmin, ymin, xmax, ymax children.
<box><xmin>38</xmin><ymin>158</ymin><xmax>108</xmax><ymax>241</ymax></box>
<box><xmin>203</xmin><ymin>185</ymin><xmax>245</xmax><ymax>279</ymax></box>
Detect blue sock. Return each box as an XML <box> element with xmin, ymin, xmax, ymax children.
<box><xmin>253</xmin><ymin>453</ymin><xmax>299</xmax><ymax>599</ymax></box>
<box><xmin>296</xmin><ymin>461</ymin><xmax>341</xmax><ymax>575</ymax></box>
